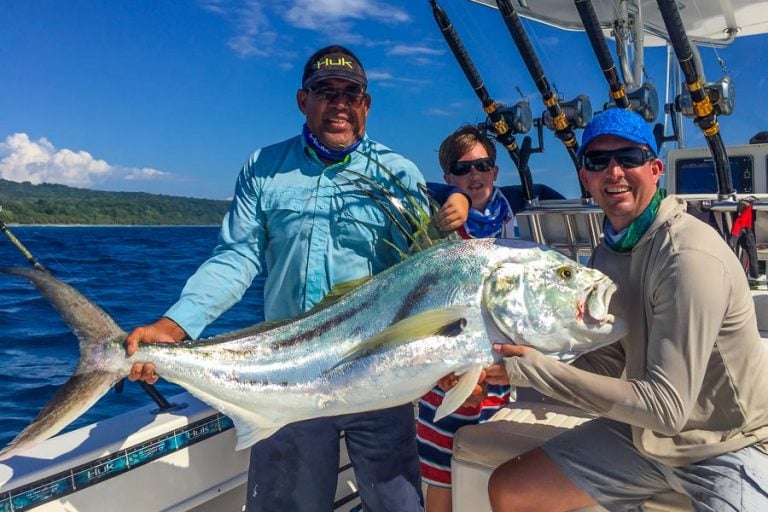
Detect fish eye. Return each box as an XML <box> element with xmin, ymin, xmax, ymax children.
<box><xmin>557</xmin><ymin>266</ymin><xmax>574</xmax><ymax>280</ymax></box>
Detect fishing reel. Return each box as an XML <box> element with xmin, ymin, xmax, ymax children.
<box><xmin>480</xmin><ymin>100</ymin><xmax>541</xmax><ymax>154</ymax></box>
<box><xmin>602</xmin><ymin>82</ymin><xmax>660</xmax><ymax>123</ymax></box>
<box><xmin>480</xmin><ymin>100</ymin><xmax>533</xmax><ymax>136</ymax></box>
<box><xmin>479</xmin><ymin>100</ymin><xmax>544</xmax><ymax>165</ymax></box>
<box><xmin>542</xmin><ymin>94</ymin><xmax>593</xmax><ymax>131</ymax></box>
<box><xmin>658</xmin><ymin>76</ymin><xmax>735</xmax><ymax>149</ymax></box>
<box><xmin>675</xmin><ymin>76</ymin><xmax>735</xmax><ymax>118</ymax></box>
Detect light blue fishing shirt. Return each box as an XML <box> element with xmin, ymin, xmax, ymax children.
<box><xmin>165</xmin><ymin>133</ymin><xmax>426</xmax><ymax>339</ymax></box>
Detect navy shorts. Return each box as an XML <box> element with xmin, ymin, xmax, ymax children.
<box><xmin>245</xmin><ymin>403</ymin><xmax>423</xmax><ymax>512</ymax></box>
<box><xmin>543</xmin><ymin>417</ymin><xmax>768</xmax><ymax>512</ymax></box>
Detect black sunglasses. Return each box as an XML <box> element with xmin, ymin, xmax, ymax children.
<box><xmin>448</xmin><ymin>157</ymin><xmax>496</xmax><ymax>176</ymax></box>
<box><xmin>582</xmin><ymin>147</ymin><xmax>656</xmax><ymax>172</ymax></box>
<box><xmin>309</xmin><ymin>87</ymin><xmax>367</xmax><ymax>107</ymax></box>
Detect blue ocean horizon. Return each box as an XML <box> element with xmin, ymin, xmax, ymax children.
<box><xmin>0</xmin><ymin>225</ymin><xmax>265</xmax><ymax>449</ymax></box>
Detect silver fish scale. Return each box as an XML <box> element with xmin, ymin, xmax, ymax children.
<box><xmin>142</xmin><ymin>240</ymin><xmax>502</xmax><ymax>379</ymax></box>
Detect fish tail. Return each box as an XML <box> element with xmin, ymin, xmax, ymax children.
<box><xmin>0</xmin><ymin>267</ymin><xmax>128</xmax><ymax>460</ymax></box>
<box><xmin>0</xmin><ymin>372</ymin><xmax>122</xmax><ymax>460</ymax></box>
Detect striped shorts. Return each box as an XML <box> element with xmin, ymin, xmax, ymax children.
<box><xmin>417</xmin><ymin>384</ymin><xmax>511</xmax><ymax>487</ymax></box>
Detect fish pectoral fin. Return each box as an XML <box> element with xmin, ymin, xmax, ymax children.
<box><xmin>233</xmin><ymin>426</ymin><xmax>281</xmax><ymax>451</ymax></box>
<box><xmin>433</xmin><ymin>365</ymin><xmax>484</xmax><ymax>422</ymax></box>
<box><xmin>180</xmin><ymin>386</ymin><xmax>282</xmax><ymax>451</ymax></box>
<box><xmin>328</xmin><ymin>306</ymin><xmax>472</xmax><ymax>372</ymax></box>
<box><xmin>225</xmin><ymin>409</ymin><xmax>283</xmax><ymax>451</ymax></box>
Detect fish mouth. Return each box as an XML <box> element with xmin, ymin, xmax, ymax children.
<box><xmin>581</xmin><ymin>278</ymin><xmax>618</xmax><ymax>326</ymax></box>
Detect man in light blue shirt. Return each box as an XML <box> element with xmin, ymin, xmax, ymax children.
<box><xmin>125</xmin><ymin>45</ymin><xmax>468</xmax><ymax>512</ymax></box>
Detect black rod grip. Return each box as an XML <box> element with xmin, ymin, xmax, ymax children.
<box><xmin>655</xmin><ymin>0</ymin><xmax>734</xmax><ymax>197</ymax></box>
<box><xmin>428</xmin><ymin>0</ymin><xmax>535</xmax><ymax>202</ymax></box>
<box><xmin>574</xmin><ymin>0</ymin><xmax>630</xmax><ymax>108</ymax></box>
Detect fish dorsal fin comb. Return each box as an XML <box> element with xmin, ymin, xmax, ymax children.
<box><xmin>191</xmin><ymin>276</ymin><xmax>373</xmax><ymax>346</ymax></box>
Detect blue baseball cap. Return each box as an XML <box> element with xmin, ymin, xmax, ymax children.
<box><xmin>578</xmin><ymin>108</ymin><xmax>658</xmax><ymax>161</ymax></box>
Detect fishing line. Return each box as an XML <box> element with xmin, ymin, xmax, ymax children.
<box><xmin>688</xmin><ymin>0</ymin><xmax>727</xmax><ymax>74</ymax></box>
<box><xmin>0</xmin><ymin>207</ymin><xmax>118</xmax><ymax>352</ymax></box>
<box><xmin>0</xmin><ymin>210</ymin><xmax>182</xmax><ymax>409</ymax></box>
<box><xmin>0</xmin><ymin>216</ymin><xmax>117</xmax><ymax>321</ymax></box>
<box><xmin>453</xmin><ymin>0</ymin><xmax>530</xmax><ymax>107</ymax></box>
<box><xmin>0</xmin><ymin>215</ymin><xmax>48</xmax><ymax>273</ymax></box>
<box><xmin>521</xmin><ymin>18</ymin><xmax>557</xmax><ymax>87</ymax></box>
<box><xmin>0</xmin><ymin>207</ymin><xmax>93</xmax><ymax>298</ymax></box>
<box><xmin>451</xmin><ymin>1</ymin><xmax>514</xmax><ymax>108</ymax></box>
<box><xmin>453</xmin><ymin>0</ymin><xmax>490</xmax><ymax>50</ymax></box>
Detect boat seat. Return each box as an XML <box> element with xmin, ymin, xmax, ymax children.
<box><xmin>451</xmin><ymin>394</ymin><xmax>693</xmax><ymax>512</ymax></box>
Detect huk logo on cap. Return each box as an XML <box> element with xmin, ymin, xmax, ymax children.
<box><xmin>302</xmin><ymin>47</ymin><xmax>367</xmax><ymax>89</ymax></box>
<box><xmin>315</xmin><ymin>57</ymin><xmax>355</xmax><ymax>71</ymax></box>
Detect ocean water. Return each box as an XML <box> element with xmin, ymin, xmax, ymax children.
<box><xmin>0</xmin><ymin>225</ymin><xmax>265</xmax><ymax>449</ymax></box>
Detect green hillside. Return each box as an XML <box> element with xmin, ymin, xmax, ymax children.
<box><xmin>0</xmin><ymin>179</ymin><xmax>230</xmax><ymax>225</ymax></box>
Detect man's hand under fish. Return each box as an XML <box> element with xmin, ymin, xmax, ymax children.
<box><xmin>125</xmin><ymin>317</ymin><xmax>187</xmax><ymax>384</ymax></box>
<box><xmin>436</xmin><ymin>359</ymin><xmax>510</xmax><ymax>408</ymax></box>
<box><xmin>493</xmin><ymin>342</ymin><xmax>536</xmax><ymax>387</ymax></box>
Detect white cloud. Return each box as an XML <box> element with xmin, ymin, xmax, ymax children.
<box><xmin>387</xmin><ymin>45</ymin><xmax>444</xmax><ymax>56</ymax></box>
<box><xmin>425</xmin><ymin>107</ymin><xmax>452</xmax><ymax>117</ymax></box>
<box><xmin>283</xmin><ymin>0</ymin><xmax>409</xmax><ymax>30</ymax></box>
<box><xmin>199</xmin><ymin>0</ymin><xmax>228</xmax><ymax>15</ymax></box>
<box><xmin>366</xmin><ymin>70</ymin><xmax>394</xmax><ymax>81</ymax></box>
<box><xmin>0</xmin><ymin>133</ymin><xmax>176</xmax><ymax>188</ymax></box>
<box><xmin>229</xmin><ymin>1</ymin><xmax>277</xmax><ymax>57</ymax></box>
<box><xmin>200</xmin><ymin>0</ymin><xmax>411</xmax><ymax>58</ymax></box>
<box><xmin>366</xmin><ymin>69</ymin><xmax>430</xmax><ymax>87</ymax></box>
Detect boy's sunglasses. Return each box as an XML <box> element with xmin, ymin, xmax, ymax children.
<box><xmin>582</xmin><ymin>147</ymin><xmax>656</xmax><ymax>172</ymax></box>
<box><xmin>308</xmin><ymin>87</ymin><xmax>367</xmax><ymax>107</ymax></box>
<box><xmin>448</xmin><ymin>157</ymin><xmax>496</xmax><ymax>176</ymax></box>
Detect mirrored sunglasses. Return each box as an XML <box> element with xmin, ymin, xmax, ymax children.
<box><xmin>448</xmin><ymin>157</ymin><xmax>496</xmax><ymax>176</ymax></box>
<box><xmin>309</xmin><ymin>87</ymin><xmax>367</xmax><ymax>107</ymax></box>
<box><xmin>582</xmin><ymin>147</ymin><xmax>656</xmax><ymax>172</ymax></box>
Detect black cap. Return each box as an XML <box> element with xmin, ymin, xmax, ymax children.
<box><xmin>301</xmin><ymin>45</ymin><xmax>368</xmax><ymax>90</ymax></box>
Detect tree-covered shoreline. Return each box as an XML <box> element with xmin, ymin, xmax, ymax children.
<box><xmin>0</xmin><ymin>179</ymin><xmax>229</xmax><ymax>225</ymax></box>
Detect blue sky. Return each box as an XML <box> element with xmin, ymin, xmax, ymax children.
<box><xmin>1</xmin><ymin>0</ymin><xmax>766</xmax><ymax>200</ymax></box>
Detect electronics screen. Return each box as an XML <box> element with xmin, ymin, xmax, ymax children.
<box><xmin>675</xmin><ymin>155</ymin><xmax>754</xmax><ymax>194</ymax></box>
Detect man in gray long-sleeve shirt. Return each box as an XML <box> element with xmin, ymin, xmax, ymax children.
<box><xmin>487</xmin><ymin>108</ymin><xmax>768</xmax><ymax>511</ymax></box>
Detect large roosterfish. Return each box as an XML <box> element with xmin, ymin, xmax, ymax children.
<box><xmin>0</xmin><ymin>168</ymin><xmax>627</xmax><ymax>460</ymax></box>
<box><xmin>0</xmin><ymin>237</ymin><xmax>626</xmax><ymax>460</ymax></box>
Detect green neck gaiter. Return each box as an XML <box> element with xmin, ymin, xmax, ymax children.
<box><xmin>604</xmin><ymin>189</ymin><xmax>667</xmax><ymax>253</ymax></box>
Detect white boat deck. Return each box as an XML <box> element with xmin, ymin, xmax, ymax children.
<box><xmin>0</xmin><ymin>393</ymin><xmax>360</xmax><ymax>512</ymax></box>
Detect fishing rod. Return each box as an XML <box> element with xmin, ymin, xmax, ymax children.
<box><xmin>573</xmin><ymin>1</ymin><xmax>659</xmax><ymax>133</ymax></box>
<box><xmin>0</xmin><ymin>205</ymin><xmax>48</xmax><ymax>272</ymax></box>
<box><xmin>494</xmin><ymin>0</ymin><xmax>590</xmax><ymax>199</ymax></box>
<box><xmin>573</xmin><ymin>0</ymin><xmax>630</xmax><ymax>110</ymax></box>
<box><xmin>655</xmin><ymin>0</ymin><xmax>735</xmax><ymax>200</ymax></box>
<box><xmin>428</xmin><ymin>0</ymin><xmax>537</xmax><ymax>204</ymax></box>
<box><xmin>1</xmin><ymin>224</ymin><xmax>48</xmax><ymax>273</ymax></box>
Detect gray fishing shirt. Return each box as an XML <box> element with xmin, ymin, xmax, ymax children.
<box><xmin>506</xmin><ymin>196</ymin><xmax>768</xmax><ymax>466</ymax></box>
